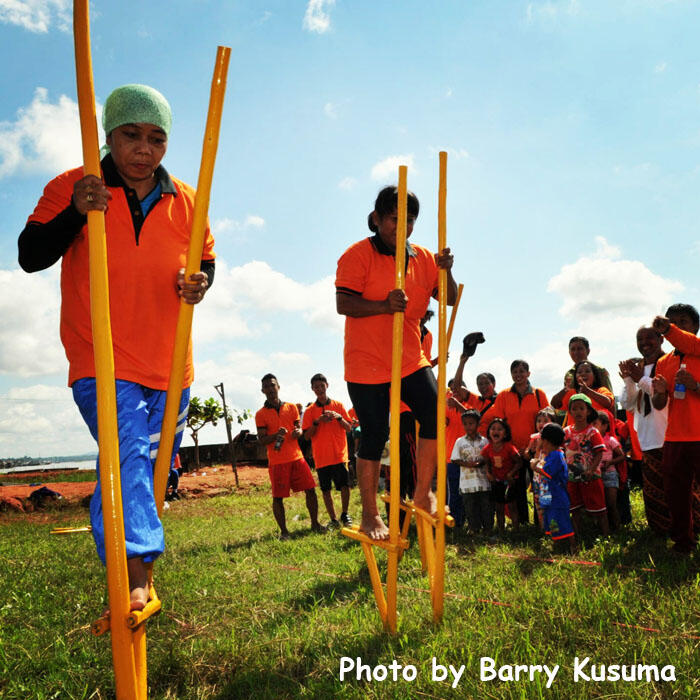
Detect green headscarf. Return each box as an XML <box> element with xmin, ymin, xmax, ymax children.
<box><xmin>102</xmin><ymin>84</ymin><xmax>172</xmax><ymax>152</ymax></box>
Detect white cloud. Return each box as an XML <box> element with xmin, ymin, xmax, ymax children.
<box><xmin>303</xmin><ymin>0</ymin><xmax>335</xmax><ymax>34</ymax></box>
<box><xmin>429</xmin><ymin>146</ymin><xmax>470</xmax><ymax>160</ymax></box>
<box><xmin>0</xmin><ymin>88</ymin><xmax>104</xmax><ymax>179</ymax></box>
<box><xmin>324</xmin><ymin>102</ymin><xmax>338</xmax><ymax>119</ymax></box>
<box><xmin>212</xmin><ymin>214</ymin><xmax>265</xmax><ymax>235</ymax></box>
<box><xmin>654</xmin><ymin>61</ymin><xmax>667</xmax><ymax>74</ymax></box>
<box><xmin>526</xmin><ymin>0</ymin><xmax>579</xmax><ymax>24</ymax></box>
<box><xmin>227</xmin><ymin>260</ymin><xmax>343</xmax><ymax>333</ymax></box>
<box><xmin>547</xmin><ymin>236</ymin><xmax>682</xmax><ymax>320</ymax></box>
<box><xmin>338</xmin><ymin>176</ymin><xmax>357</xmax><ymax>190</ymax></box>
<box><xmin>0</xmin><ymin>267</ymin><xmax>65</xmax><ymax>377</ymax></box>
<box><xmin>544</xmin><ymin>236</ymin><xmax>684</xmax><ymax>395</ymax></box>
<box><xmin>0</xmin><ymin>0</ymin><xmax>70</xmax><ymax>33</ymax></box>
<box><xmin>370</xmin><ymin>154</ymin><xmax>417</xmax><ymax>182</ymax></box>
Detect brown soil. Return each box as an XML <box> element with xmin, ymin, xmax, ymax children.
<box><xmin>0</xmin><ymin>464</ymin><xmax>269</xmax><ymax>513</ymax></box>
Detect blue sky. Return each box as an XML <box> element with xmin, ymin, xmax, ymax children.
<box><xmin>0</xmin><ymin>0</ymin><xmax>698</xmax><ymax>457</ymax></box>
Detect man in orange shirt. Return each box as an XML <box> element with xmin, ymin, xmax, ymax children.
<box><xmin>652</xmin><ymin>304</ymin><xmax>700</xmax><ymax>553</ymax></box>
<box><xmin>302</xmin><ymin>373</ymin><xmax>354</xmax><ymax>528</ymax></box>
<box><xmin>255</xmin><ymin>374</ymin><xmax>325</xmax><ymax>539</ymax></box>
<box><xmin>481</xmin><ymin>359</ymin><xmax>549</xmax><ymax>524</ymax></box>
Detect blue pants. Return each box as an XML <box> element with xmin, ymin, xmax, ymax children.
<box><xmin>72</xmin><ymin>378</ymin><xmax>189</xmax><ymax>564</ymax></box>
<box><xmin>447</xmin><ymin>461</ymin><xmax>464</xmax><ymax>527</ymax></box>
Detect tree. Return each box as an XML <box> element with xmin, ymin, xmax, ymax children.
<box><xmin>186</xmin><ymin>396</ymin><xmax>224</xmax><ymax>468</ymax></box>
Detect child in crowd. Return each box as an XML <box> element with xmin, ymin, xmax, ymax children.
<box><xmin>482</xmin><ymin>417</ymin><xmax>522</xmax><ymax>532</ymax></box>
<box><xmin>526</xmin><ymin>407</ymin><xmax>557</xmax><ymax>532</ymax></box>
<box><xmin>451</xmin><ymin>409</ymin><xmax>492</xmax><ymax>533</ymax></box>
<box><xmin>593</xmin><ymin>410</ymin><xmax>625</xmax><ymax>532</ymax></box>
<box><xmin>564</xmin><ymin>394</ymin><xmax>609</xmax><ymax>538</ymax></box>
<box><xmin>532</xmin><ymin>423</ymin><xmax>576</xmax><ymax>553</ymax></box>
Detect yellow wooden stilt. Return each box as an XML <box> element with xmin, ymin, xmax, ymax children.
<box><xmin>342</xmin><ymin>166</ymin><xmax>408</xmax><ymax>633</ymax></box>
<box><xmin>152</xmin><ymin>46</ymin><xmax>231</xmax><ymax>515</ymax></box>
<box><xmin>444</xmin><ymin>283</ymin><xmax>464</xmax><ymax>360</ymax></box>
<box><xmin>73</xmin><ymin>2</ymin><xmax>139</xmax><ymax>697</ymax></box>
<box><xmin>432</xmin><ymin>150</ymin><xmax>449</xmax><ymax>622</ymax></box>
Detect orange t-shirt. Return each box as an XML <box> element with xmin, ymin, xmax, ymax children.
<box><xmin>301</xmin><ymin>399</ymin><xmax>351</xmax><ymax>468</ymax></box>
<box><xmin>255</xmin><ymin>402</ymin><xmax>304</xmax><ymax>466</ymax></box>
<box><xmin>422</xmin><ymin>329</ymin><xmax>433</xmax><ymax>364</ymax></box>
<box><xmin>445</xmin><ymin>403</ymin><xmax>465</xmax><ymax>460</ymax></box>
<box><xmin>656</xmin><ymin>324</ymin><xmax>700</xmax><ymax>441</ymax></box>
<box><xmin>336</xmin><ymin>237</ymin><xmax>438</xmax><ymax>384</ymax></box>
<box><xmin>27</xmin><ymin>163</ymin><xmax>215</xmax><ymax>390</ymax></box>
<box><xmin>464</xmin><ymin>390</ymin><xmax>498</xmax><ymax>436</ymax></box>
<box><xmin>481</xmin><ymin>387</ymin><xmax>549</xmax><ymax>450</ymax></box>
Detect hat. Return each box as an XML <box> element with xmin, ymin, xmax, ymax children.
<box><xmin>568</xmin><ymin>393</ymin><xmax>592</xmax><ymax>407</ymax></box>
<box><xmin>102</xmin><ymin>84</ymin><xmax>172</xmax><ymax>138</ymax></box>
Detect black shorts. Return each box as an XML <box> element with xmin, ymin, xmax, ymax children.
<box><xmin>317</xmin><ymin>462</ymin><xmax>350</xmax><ymax>492</ymax></box>
<box><xmin>348</xmin><ymin>366</ymin><xmax>438</xmax><ymax>461</ymax></box>
<box><xmin>490</xmin><ymin>480</ymin><xmax>518</xmax><ymax>504</ymax></box>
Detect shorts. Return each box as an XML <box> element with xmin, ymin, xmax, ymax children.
<box><xmin>602</xmin><ymin>469</ymin><xmax>619</xmax><ymax>489</ymax></box>
<box><xmin>568</xmin><ymin>478</ymin><xmax>606</xmax><ymax>513</ymax></box>
<box><xmin>348</xmin><ymin>366</ymin><xmax>438</xmax><ymax>461</ymax></box>
<box><xmin>268</xmin><ymin>458</ymin><xmax>316</xmax><ymax>498</ymax></box>
<box><xmin>317</xmin><ymin>462</ymin><xmax>350</xmax><ymax>492</ymax></box>
<box><xmin>542</xmin><ymin>506</ymin><xmax>575</xmax><ymax>541</ymax></box>
<box><xmin>490</xmin><ymin>480</ymin><xmax>518</xmax><ymax>504</ymax></box>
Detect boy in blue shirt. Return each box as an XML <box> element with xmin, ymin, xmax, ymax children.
<box><xmin>534</xmin><ymin>423</ymin><xmax>577</xmax><ymax>554</ymax></box>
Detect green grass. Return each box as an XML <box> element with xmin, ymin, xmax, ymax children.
<box><xmin>1</xmin><ymin>486</ymin><xmax>698</xmax><ymax>699</ymax></box>
<box><xmin>0</xmin><ymin>469</ymin><xmax>96</xmax><ymax>485</ymax></box>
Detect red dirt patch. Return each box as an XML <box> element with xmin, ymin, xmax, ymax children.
<box><xmin>0</xmin><ymin>464</ymin><xmax>269</xmax><ymax>513</ymax></box>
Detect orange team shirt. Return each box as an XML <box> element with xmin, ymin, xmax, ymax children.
<box><xmin>336</xmin><ymin>237</ymin><xmax>438</xmax><ymax>384</ymax></box>
<box><xmin>27</xmin><ymin>163</ymin><xmax>215</xmax><ymax>390</ymax></box>
<box><xmin>255</xmin><ymin>402</ymin><xmax>304</xmax><ymax>466</ymax></box>
<box><xmin>481</xmin><ymin>387</ymin><xmax>549</xmax><ymax>450</ymax></box>
<box><xmin>655</xmin><ymin>324</ymin><xmax>700</xmax><ymax>442</ymax></box>
<box><xmin>464</xmin><ymin>390</ymin><xmax>499</xmax><ymax>436</ymax></box>
<box><xmin>301</xmin><ymin>399</ymin><xmax>352</xmax><ymax>468</ymax></box>
<box><xmin>445</xmin><ymin>403</ymin><xmax>466</xmax><ymax>459</ymax></box>
<box><xmin>560</xmin><ymin>387</ymin><xmax>616</xmax><ymax>434</ymax></box>
<box><xmin>422</xmin><ymin>329</ymin><xmax>433</xmax><ymax>364</ymax></box>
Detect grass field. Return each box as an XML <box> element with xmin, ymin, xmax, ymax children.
<box><xmin>1</xmin><ymin>482</ymin><xmax>698</xmax><ymax>699</ymax></box>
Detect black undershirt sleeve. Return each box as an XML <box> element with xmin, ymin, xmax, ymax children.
<box><xmin>18</xmin><ymin>203</ymin><xmax>86</xmax><ymax>272</ymax></box>
<box><xmin>201</xmin><ymin>259</ymin><xmax>215</xmax><ymax>289</ymax></box>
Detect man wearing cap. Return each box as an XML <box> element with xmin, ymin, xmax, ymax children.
<box><xmin>18</xmin><ymin>84</ymin><xmax>215</xmax><ymax>610</ymax></box>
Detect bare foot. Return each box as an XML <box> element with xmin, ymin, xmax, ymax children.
<box><xmin>413</xmin><ymin>489</ymin><xmax>437</xmax><ymax>516</ymax></box>
<box><xmin>129</xmin><ymin>584</ymin><xmax>149</xmax><ymax>611</ymax></box>
<box><xmin>127</xmin><ymin>556</ymin><xmax>149</xmax><ymax>612</ymax></box>
<box><xmin>359</xmin><ymin>513</ymin><xmax>390</xmax><ymax>540</ymax></box>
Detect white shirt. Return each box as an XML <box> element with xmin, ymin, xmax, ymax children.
<box><xmin>451</xmin><ymin>434</ymin><xmax>490</xmax><ymax>493</ymax></box>
<box><xmin>619</xmin><ymin>364</ymin><xmax>668</xmax><ymax>451</ymax></box>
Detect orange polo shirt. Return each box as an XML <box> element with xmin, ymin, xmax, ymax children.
<box><xmin>481</xmin><ymin>386</ymin><xmax>549</xmax><ymax>450</ymax></box>
<box><xmin>27</xmin><ymin>161</ymin><xmax>215</xmax><ymax>390</ymax></box>
<box><xmin>301</xmin><ymin>399</ymin><xmax>351</xmax><ymax>468</ymax></box>
<box><xmin>422</xmin><ymin>329</ymin><xmax>433</xmax><ymax>364</ymax></box>
<box><xmin>464</xmin><ymin>391</ymin><xmax>499</xmax><ymax>436</ymax></box>
<box><xmin>445</xmin><ymin>403</ymin><xmax>466</xmax><ymax>459</ymax></box>
<box><xmin>656</xmin><ymin>324</ymin><xmax>700</xmax><ymax>442</ymax></box>
<box><xmin>336</xmin><ymin>236</ymin><xmax>438</xmax><ymax>384</ymax></box>
<box><xmin>255</xmin><ymin>402</ymin><xmax>304</xmax><ymax>466</ymax></box>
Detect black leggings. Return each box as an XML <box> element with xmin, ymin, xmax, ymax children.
<box><xmin>348</xmin><ymin>367</ymin><xmax>438</xmax><ymax>461</ymax></box>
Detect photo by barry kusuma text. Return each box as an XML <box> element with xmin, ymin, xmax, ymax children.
<box><xmin>338</xmin><ymin>656</ymin><xmax>677</xmax><ymax>689</ymax></box>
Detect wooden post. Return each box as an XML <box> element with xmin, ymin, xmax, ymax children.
<box><xmin>214</xmin><ymin>382</ymin><xmax>239</xmax><ymax>487</ymax></box>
